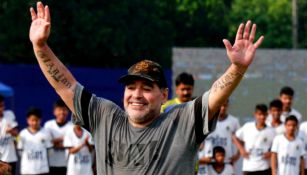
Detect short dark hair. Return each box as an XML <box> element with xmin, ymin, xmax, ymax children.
<box><xmin>269</xmin><ymin>99</ymin><xmax>283</xmax><ymax>109</ymax></box>
<box><xmin>255</xmin><ymin>104</ymin><xmax>268</xmax><ymax>113</ymax></box>
<box><xmin>280</xmin><ymin>86</ymin><xmax>294</xmax><ymax>96</ymax></box>
<box><xmin>53</xmin><ymin>99</ymin><xmax>68</xmax><ymax>109</ymax></box>
<box><xmin>213</xmin><ymin>146</ymin><xmax>225</xmax><ymax>156</ymax></box>
<box><xmin>175</xmin><ymin>72</ymin><xmax>194</xmax><ymax>86</ymax></box>
<box><xmin>285</xmin><ymin>115</ymin><xmax>298</xmax><ymax>125</ymax></box>
<box><xmin>0</xmin><ymin>95</ymin><xmax>4</xmax><ymax>103</ymax></box>
<box><xmin>26</xmin><ymin>107</ymin><xmax>42</xmax><ymax>119</ymax></box>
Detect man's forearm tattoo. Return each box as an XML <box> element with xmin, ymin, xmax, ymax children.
<box><xmin>37</xmin><ymin>51</ymin><xmax>72</xmax><ymax>88</ymax></box>
<box><xmin>212</xmin><ymin>72</ymin><xmax>241</xmax><ymax>92</ymax></box>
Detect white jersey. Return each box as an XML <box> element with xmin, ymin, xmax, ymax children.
<box><xmin>271</xmin><ymin>134</ymin><xmax>305</xmax><ymax>175</ymax></box>
<box><xmin>235</xmin><ymin>122</ymin><xmax>275</xmax><ymax>171</ymax></box>
<box><xmin>204</xmin><ymin>115</ymin><xmax>240</xmax><ymax>162</ymax></box>
<box><xmin>206</xmin><ymin>164</ymin><xmax>234</xmax><ymax>175</ymax></box>
<box><xmin>266</xmin><ymin>121</ymin><xmax>285</xmax><ymax>135</ymax></box>
<box><xmin>44</xmin><ymin>119</ymin><xmax>73</xmax><ymax>167</ymax></box>
<box><xmin>266</xmin><ymin>108</ymin><xmax>302</xmax><ymax>125</ymax></box>
<box><xmin>64</xmin><ymin>127</ymin><xmax>94</xmax><ymax>175</ymax></box>
<box><xmin>3</xmin><ymin>110</ymin><xmax>16</xmax><ymax>121</ymax></box>
<box><xmin>299</xmin><ymin>122</ymin><xmax>307</xmax><ymax>168</ymax></box>
<box><xmin>18</xmin><ymin>128</ymin><xmax>53</xmax><ymax>174</ymax></box>
<box><xmin>281</xmin><ymin>108</ymin><xmax>302</xmax><ymax>123</ymax></box>
<box><xmin>0</xmin><ymin>116</ymin><xmax>18</xmax><ymax>163</ymax></box>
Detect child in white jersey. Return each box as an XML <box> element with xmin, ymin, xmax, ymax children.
<box><xmin>234</xmin><ymin>104</ymin><xmax>275</xmax><ymax>175</ymax></box>
<box><xmin>0</xmin><ymin>95</ymin><xmax>18</xmax><ymax>175</ymax></box>
<box><xmin>271</xmin><ymin>115</ymin><xmax>305</xmax><ymax>175</ymax></box>
<box><xmin>64</xmin><ymin>125</ymin><xmax>94</xmax><ymax>175</ymax></box>
<box><xmin>206</xmin><ymin>146</ymin><xmax>234</xmax><ymax>175</ymax></box>
<box><xmin>267</xmin><ymin>99</ymin><xmax>285</xmax><ymax>135</ymax></box>
<box><xmin>18</xmin><ymin>108</ymin><xmax>53</xmax><ymax>175</ymax></box>
<box><xmin>44</xmin><ymin>99</ymin><xmax>72</xmax><ymax>175</ymax></box>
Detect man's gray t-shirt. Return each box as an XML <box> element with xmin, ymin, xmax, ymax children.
<box><xmin>73</xmin><ymin>83</ymin><xmax>217</xmax><ymax>175</ymax></box>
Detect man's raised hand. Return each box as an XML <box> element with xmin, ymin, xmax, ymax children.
<box><xmin>29</xmin><ymin>2</ymin><xmax>51</xmax><ymax>47</ymax></box>
<box><xmin>223</xmin><ymin>20</ymin><xmax>264</xmax><ymax>72</ymax></box>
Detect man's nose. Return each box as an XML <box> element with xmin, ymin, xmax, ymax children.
<box><xmin>132</xmin><ymin>88</ymin><xmax>143</xmax><ymax>98</ymax></box>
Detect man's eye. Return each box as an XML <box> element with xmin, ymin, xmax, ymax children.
<box><xmin>144</xmin><ymin>86</ymin><xmax>152</xmax><ymax>91</ymax></box>
<box><xmin>127</xmin><ymin>86</ymin><xmax>135</xmax><ymax>90</ymax></box>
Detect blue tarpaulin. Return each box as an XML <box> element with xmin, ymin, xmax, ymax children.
<box><xmin>0</xmin><ymin>82</ymin><xmax>14</xmax><ymax>97</ymax></box>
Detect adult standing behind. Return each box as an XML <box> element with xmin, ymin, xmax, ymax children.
<box><xmin>161</xmin><ymin>72</ymin><xmax>194</xmax><ymax>113</ymax></box>
<box><xmin>0</xmin><ymin>95</ymin><xmax>18</xmax><ymax>175</ymax></box>
<box><xmin>44</xmin><ymin>99</ymin><xmax>72</xmax><ymax>175</ymax></box>
<box><xmin>29</xmin><ymin>2</ymin><xmax>264</xmax><ymax>174</ymax></box>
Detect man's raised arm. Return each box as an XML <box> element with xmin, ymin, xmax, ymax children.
<box><xmin>30</xmin><ymin>2</ymin><xmax>77</xmax><ymax>113</ymax></box>
<box><xmin>208</xmin><ymin>20</ymin><xmax>264</xmax><ymax>119</ymax></box>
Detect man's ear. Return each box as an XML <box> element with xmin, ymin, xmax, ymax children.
<box><xmin>161</xmin><ymin>88</ymin><xmax>169</xmax><ymax>104</ymax></box>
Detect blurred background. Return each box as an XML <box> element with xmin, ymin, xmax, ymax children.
<box><xmin>0</xmin><ymin>0</ymin><xmax>307</xmax><ymax>127</ymax></box>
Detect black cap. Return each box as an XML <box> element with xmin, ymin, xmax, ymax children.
<box><xmin>118</xmin><ymin>60</ymin><xmax>167</xmax><ymax>88</ymax></box>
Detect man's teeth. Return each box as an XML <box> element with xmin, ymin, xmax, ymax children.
<box><xmin>131</xmin><ymin>102</ymin><xmax>145</xmax><ymax>106</ymax></box>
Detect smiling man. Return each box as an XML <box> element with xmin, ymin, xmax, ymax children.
<box><xmin>29</xmin><ymin>2</ymin><xmax>264</xmax><ymax>174</ymax></box>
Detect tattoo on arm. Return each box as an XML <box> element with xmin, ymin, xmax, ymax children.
<box><xmin>212</xmin><ymin>72</ymin><xmax>241</xmax><ymax>92</ymax></box>
<box><xmin>37</xmin><ymin>51</ymin><xmax>72</xmax><ymax>88</ymax></box>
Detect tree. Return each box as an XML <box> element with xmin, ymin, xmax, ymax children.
<box><xmin>229</xmin><ymin>0</ymin><xmax>292</xmax><ymax>48</ymax></box>
<box><xmin>0</xmin><ymin>0</ymin><xmax>176</xmax><ymax>68</ymax></box>
<box><xmin>174</xmin><ymin>0</ymin><xmax>230</xmax><ymax>47</ymax></box>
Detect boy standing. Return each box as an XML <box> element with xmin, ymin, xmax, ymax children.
<box><xmin>44</xmin><ymin>99</ymin><xmax>72</xmax><ymax>175</ymax></box>
<box><xmin>267</xmin><ymin>99</ymin><xmax>285</xmax><ymax>135</ymax></box>
<box><xmin>18</xmin><ymin>108</ymin><xmax>53</xmax><ymax>175</ymax></box>
<box><xmin>234</xmin><ymin>104</ymin><xmax>275</xmax><ymax>175</ymax></box>
<box><xmin>64</xmin><ymin>125</ymin><xmax>94</xmax><ymax>175</ymax></box>
<box><xmin>0</xmin><ymin>95</ymin><xmax>18</xmax><ymax>175</ymax></box>
<box><xmin>271</xmin><ymin>115</ymin><xmax>305</xmax><ymax>175</ymax></box>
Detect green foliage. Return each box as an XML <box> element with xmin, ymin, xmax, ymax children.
<box><xmin>174</xmin><ymin>0</ymin><xmax>230</xmax><ymax>47</ymax></box>
<box><xmin>229</xmin><ymin>0</ymin><xmax>298</xmax><ymax>48</ymax></box>
<box><xmin>0</xmin><ymin>0</ymin><xmax>307</xmax><ymax>67</ymax></box>
<box><xmin>298</xmin><ymin>0</ymin><xmax>307</xmax><ymax>48</ymax></box>
<box><xmin>0</xmin><ymin>0</ymin><xmax>175</xmax><ymax>67</ymax></box>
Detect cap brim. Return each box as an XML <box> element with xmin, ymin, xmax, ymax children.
<box><xmin>118</xmin><ymin>74</ymin><xmax>155</xmax><ymax>84</ymax></box>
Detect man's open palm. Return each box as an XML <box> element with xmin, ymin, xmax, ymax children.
<box><xmin>29</xmin><ymin>2</ymin><xmax>51</xmax><ymax>46</ymax></box>
<box><xmin>223</xmin><ymin>20</ymin><xmax>264</xmax><ymax>69</ymax></box>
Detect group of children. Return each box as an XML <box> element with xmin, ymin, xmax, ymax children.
<box><xmin>197</xmin><ymin>86</ymin><xmax>307</xmax><ymax>175</ymax></box>
<box><xmin>0</xmin><ymin>96</ymin><xmax>95</xmax><ymax>175</ymax></box>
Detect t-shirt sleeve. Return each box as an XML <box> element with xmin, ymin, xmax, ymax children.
<box><xmin>17</xmin><ymin>132</ymin><xmax>24</xmax><ymax>150</ymax></box>
<box><xmin>235</xmin><ymin>125</ymin><xmax>244</xmax><ymax>141</ymax></box>
<box><xmin>43</xmin><ymin>130</ymin><xmax>53</xmax><ymax>149</ymax></box>
<box><xmin>234</xmin><ymin>118</ymin><xmax>241</xmax><ymax>132</ymax></box>
<box><xmin>271</xmin><ymin>137</ymin><xmax>279</xmax><ymax>153</ymax></box>
<box><xmin>299</xmin><ymin>140</ymin><xmax>305</xmax><ymax>157</ymax></box>
<box><xmin>63</xmin><ymin>132</ymin><xmax>73</xmax><ymax>148</ymax></box>
<box><xmin>72</xmin><ymin>83</ymin><xmax>124</xmax><ymax>135</ymax></box>
<box><xmin>193</xmin><ymin>91</ymin><xmax>218</xmax><ymax>145</ymax></box>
